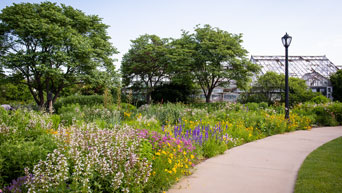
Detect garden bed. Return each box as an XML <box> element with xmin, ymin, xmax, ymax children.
<box><xmin>1</xmin><ymin>101</ymin><xmax>341</xmax><ymax>192</ymax></box>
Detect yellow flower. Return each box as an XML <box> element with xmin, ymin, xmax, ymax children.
<box><xmin>162</xmin><ymin>150</ymin><xmax>167</xmax><ymax>155</ymax></box>
<box><xmin>177</xmin><ymin>145</ymin><xmax>181</xmax><ymax>149</ymax></box>
<box><xmin>185</xmin><ymin>164</ymin><xmax>188</xmax><ymax>169</ymax></box>
<box><xmin>155</xmin><ymin>152</ymin><xmax>161</xmax><ymax>156</ymax></box>
<box><xmin>168</xmin><ymin>158</ymin><xmax>172</xmax><ymax>164</ymax></box>
<box><xmin>167</xmin><ymin>142</ymin><xmax>171</xmax><ymax>147</ymax></box>
<box><xmin>183</xmin><ymin>151</ymin><xmax>186</xmax><ymax>155</ymax></box>
<box><xmin>172</xmin><ymin>168</ymin><xmax>177</xmax><ymax>173</ymax></box>
<box><xmin>190</xmin><ymin>154</ymin><xmax>194</xmax><ymax>159</ymax></box>
<box><xmin>176</xmin><ymin>177</ymin><xmax>179</xmax><ymax>181</ymax></box>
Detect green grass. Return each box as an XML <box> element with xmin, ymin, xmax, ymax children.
<box><xmin>294</xmin><ymin>137</ymin><xmax>342</xmax><ymax>193</ymax></box>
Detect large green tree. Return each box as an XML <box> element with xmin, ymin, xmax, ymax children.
<box><xmin>0</xmin><ymin>2</ymin><xmax>117</xmax><ymax>109</ymax></box>
<box><xmin>173</xmin><ymin>24</ymin><xmax>259</xmax><ymax>103</ymax></box>
<box><xmin>330</xmin><ymin>69</ymin><xmax>342</xmax><ymax>101</ymax></box>
<box><xmin>121</xmin><ymin>34</ymin><xmax>171</xmax><ymax>104</ymax></box>
<box><xmin>245</xmin><ymin>72</ymin><xmax>320</xmax><ymax>105</ymax></box>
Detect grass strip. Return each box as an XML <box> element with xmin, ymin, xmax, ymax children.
<box><xmin>294</xmin><ymin>137</ymin><xmax>342</xmax><ymax>193</ymax></box>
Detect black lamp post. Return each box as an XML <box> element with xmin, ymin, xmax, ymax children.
<box><xmin>281</xmin><ymin>33</ymin><xmax>292</xmax><ymax>120</ymax></box>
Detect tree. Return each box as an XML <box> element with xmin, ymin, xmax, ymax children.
<box><xmin>151</xmin><ymin>82</ymin><xmax>197</xmax><ymax>103</ymax></box>
<box><xmin>0</xmin><ymin>2</ymin><xmax>117</xmax><ymax>109</ymax></box>
<box><xmin>252</xmin><ymin>71</ymin><xmax>284</xmax><ymax>103</ymax></box>
<box><xmin>173</xmin><ymin>24</ymin><xmax>259</xmax><ymax>103</ymax></box>
<box><xmin>330</xmin><ymin>70</ymin><xmax>342</xmax><ymax>102</ymax></box>
<box><xmin>244</xmin><ymin>72</ymin><xmax>320</xmax><ymax>105</ymax></box>
<box><xmin>121</xmin><ymin>34</ymin><xmax>171</xmax><ymax>104</ymax></box>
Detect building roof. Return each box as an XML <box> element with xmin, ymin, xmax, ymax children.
<box><xmin>251</xmin><ymin>55</ymin><xmax>338</xmax><ymax>78</ymax></box>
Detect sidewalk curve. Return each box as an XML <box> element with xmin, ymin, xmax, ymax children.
<box><xmin>167</xmin><ymin>126</ymin><xmax>342</xmax><ymax>193</ymax></box>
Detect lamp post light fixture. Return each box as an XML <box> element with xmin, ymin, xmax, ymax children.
<box><xmin>281</xmin><ymin>33</ymin><xmax>292</xmax><ymax>120</ymax></box>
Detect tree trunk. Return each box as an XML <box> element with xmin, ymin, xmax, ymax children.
<box><xmin>146</xmin><ymin>91</ymin><xmax>152</xmax><ymax>104</ymax></box>
<box><xmin>38</xmin><ymin>89</ymin><xmax>45</xmax><ymax>110</ymax></box>
<box><xmin>205</xmin><ymin>89</ymin><xmax>213</xmax><ymax>103</ymax></box>
<box><xmin>46</xmin><ymin>92</ymin><xmax>53</xmax><ymax>113</ymax></box>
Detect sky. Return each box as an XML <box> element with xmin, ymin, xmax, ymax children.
<box><xmin>1</xmin><ymin>0</ymin><xmax>342</xmax><ymax>70</ymax></box>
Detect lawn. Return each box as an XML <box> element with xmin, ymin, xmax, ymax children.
<box><xmin>294</xmin><ymin>137</ymin><xmax>342</xmax><ymax>193</ymax></box>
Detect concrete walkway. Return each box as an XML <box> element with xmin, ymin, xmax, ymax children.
<box><xmin>167</xmin><ymin>126</ymin><xmax>342</xmax><ymax>193</ymax></box>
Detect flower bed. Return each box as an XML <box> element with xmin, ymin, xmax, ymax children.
<box><xmin>1</xmin><ymin>102</ymin><xmax>337</xmax><ymax>192</ymax></box>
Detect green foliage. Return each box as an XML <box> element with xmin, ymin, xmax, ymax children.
<box><xmin>0</xmin><ymin>109</ymin><xmax>58</xmax><ymax>187</ymax></box>
<box><xmin>121</xmin><ymin>34</ymin><xmax>172</xmax><ymax>104</ymax></box>
<box><xmin>137</xmin><ymin>103</ymin><xmax>185</xmax><ymax>125</ymax></box>
<box><xmin>310</xmin><ymin>95</ymin><xmax>330</xmax><ymax>104</ymax></box>
<box><xmin>329</xmin><ymin>102</ymin><xmax>342</xmax><ymax>124</ymax></box>
<box><xmin>201</xmin><ymin>138</ymin><xmax>227</xmax><ymax>158</ymax></box>
<box><xmin>151</xmin><ymin>82</ymin><xmax>196</xmax><ymax>103</ymax></box>
<box><xmin>312</xmin><ymin>106</ymin><xmax>338</xmax><ymax>126</ymax></box>
<box><xmin>58</xmin><ymin>103</ymin><xmax>121</xmax><ymax>126</ymax></box>
<box><xmin>103</xmin><ymin>87</ymin><xmax>113</xmax><ymax>108</ymax></box>
<box><xmin>288</xmin><ymin>77</ymin><xmax>319</xmax><ymax>105</ymax></box>
<box><xmin>54</xmin><ymin>95</ymin><xmax>104</xmax><ymax>113</ymax></box>
<box><xmin>173</xmin><ymin>24</ymin><xmax>260</xmax><ymax>102</ymax></box>
<box><xmin>121</xmin><ymin>103</ymin><xmax>137</xmax><ymax>112</ymax></box>
<box><xmin>0</xmin><ymin>2</ymin><xmax>118</xmax><ymax>108</ymax></box>
<box><xmin>1</xmin><ymin>101</ymin><xmax>341</xmax><ymax>192</ymax></box>
<box><xmin>330</xmin><ymin>70</ymin><xmax>342</xmax><ymax>102</ymax></box>
<box><xmin>293</xmin><ymin>102</ymin><xmax>342</xmax><ymax>126</ymax></box>
<box><xmin>0</xmin><ymin>136</ymin><xmax>57</xmax><ymax>186</ymax></box>
<box><xmin>0</xmin><ymin>82</ymin><xmax>33</xmax><ymax>104</ymax></box>
<box><xmin>138</xmin><ymin>139</ymin><xmax>154</xmax><ymax>162</ymax></box>
<box><xmin>246</xmin><ymin>72</ymin><xmax>320</xmax><ymax>105</ymax></box>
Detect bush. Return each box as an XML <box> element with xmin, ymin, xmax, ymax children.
<box><xmin>310</xmin><ymin>95</ymin><xmax>330</xmax><ymax>104</ymax></box>
<box><xmin>328</xmin><ymin>102</ymin><xmax>342</xmax><ymax>124</ymax></box>
<box><xmin>151</xmin><ymin>83</ymin><xmax>196</xmax><ymax>103</ymax></box>
<box><xmin>312</xmin><ymin>106</ymin><xmax>338</xmax><ymax>126</ymax></box>
<box><xmin>0</xmin><ymin>136</ymin><xmax>57</xmax><ymax>187</ymax></box>
<box><xmin>54</xmin><ymin>95</ymin><xmax>104</xmax><ymax>113</ymax></box>
<box><xmin>0</xmin><ymin>109</ymin><xmax>59</xmax><ymax>188</ymax></box>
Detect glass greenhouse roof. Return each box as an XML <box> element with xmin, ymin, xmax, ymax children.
<box><xmin>251</xmin><ymin>56</ymin><xmax>338</xmax><ymax>78</ymax></box>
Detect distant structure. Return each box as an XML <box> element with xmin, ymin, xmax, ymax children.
<box><xmin>251</xmin><ymin>55</ymin><xmax>339</xmax><ymax>100</ymax></box>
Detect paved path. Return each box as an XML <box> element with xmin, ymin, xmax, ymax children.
<box><xmin>167</xmin><ymin>126</ymin><xmax>342</xmax><ymax>193</ymax></box>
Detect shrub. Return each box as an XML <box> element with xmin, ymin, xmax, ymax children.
<box><xmin>313</xmin><ymin>106</ymin><xmax>338</xmax><ymax>126</ymax></box>
<box><xmin>151</xmin><ymin>83</ymin><xmax>196</xmax><ymax>103</ymax></box>
<box><xmin>328</xmin><ymin>102</ymin><xmax>342</xmax><ymax>124</ymax></box>
<box><xmin>310</xmin><ymin>95</ymin><xmax>330</xmax><ymax>104</ymax></box>
<box><xmin>0</xmin><ymin>109</ymin><xmax>59</xmax><ymax>188</ymax></box>
<box><xmin>54</xmin><ymin>95</ymin><xmax>104</xmax><ymax>113</ymax></box>
<box><xmin>0</xmin><ymin>136</ymin><xmax>57</xmax><ymax>187</ymax></box>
